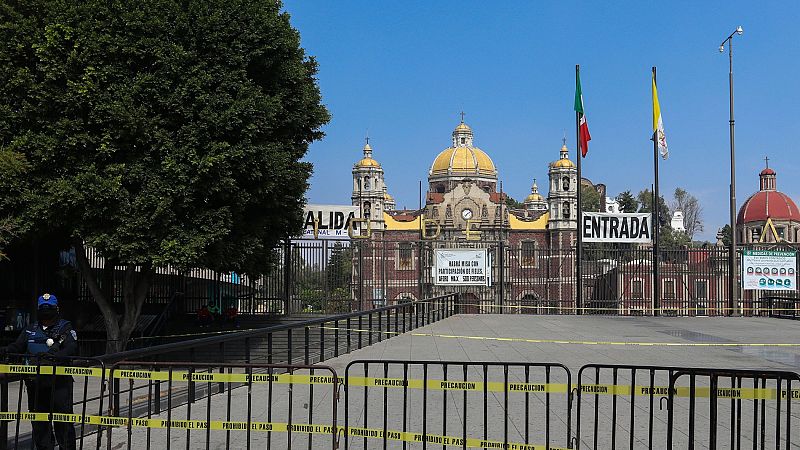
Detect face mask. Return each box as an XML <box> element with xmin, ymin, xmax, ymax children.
<box><xmin>38</xmin><ymin>307</ymin><xmax>59</xmax><ymax>322</ymax></box>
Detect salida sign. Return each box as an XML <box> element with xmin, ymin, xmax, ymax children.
<box><xmin>301</xmin><ymin>205</ymin><xmax>360</xmax><ymax>239</ymax></box>
<box><xmin>582</xmin><ymin>212</ymin><xmax>652</xmax><ymax>243</ymax></box>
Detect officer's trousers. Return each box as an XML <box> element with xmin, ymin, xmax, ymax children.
<box><xmin>25</xmin><ymin>378</ymin><xmax>76</xmax><ymax>450</ymax></box>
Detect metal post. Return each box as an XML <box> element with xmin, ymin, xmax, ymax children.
<box><xmin>652</xmin><ymin>67</ymin><xmax>661</xmax><ymax>317</ymax></box>
<box><xmin>728</xmin><ymin>40</ymin><xmax>738</xmax><ymax>317</ymax></box>
<box><xmin>498</xmin><ymin>240</ymin><xmax>505</xmax><ymax>313</ymax></box>
<box><xmin>576</xmin><ymin>64</ymin><xmax>584</xmax><ymax>316</ymax></box>
<box><xmin>283</xmin><ymin>239</ymin><xmax>292</xmax><ymax>315</ymax></box>
<box><xmin>0</xmin><ymin>377</ymin><xmax>7</xmax><ymax>450</ymax></box>
<box><xmin>721</xmin><ymin>26</ymin><xmax>743</xmax><ymax>316</ymax></box>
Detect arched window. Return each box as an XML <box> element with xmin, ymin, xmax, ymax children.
<box><xmin>562</xmin><ymin>201</ymin><xmax>570</xmax><ymax>219</ymax></box>
<box><xmin>364</xmin><ymin>176</ymin><xmax>371</xmax><ymax>190</ymax></box>
<box><xmin>363</xmin><ymin>201</ymin><xmax>371</xmax><ymax>219</ymax></box>
<box><xmin>562</xmin><ymin>176</ymin><xmax>570</xmax><ymax>191</ymax></box>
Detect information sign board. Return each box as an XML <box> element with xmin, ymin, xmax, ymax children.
<box><xmin>742</xmin><ymin>250</ymin><xmax>796</xmax><ymax>291</ymax></box>
<box><xmin>433</xmin><ymin>249</ymin><xmax>490</xmax><ymax>286</ymax></box>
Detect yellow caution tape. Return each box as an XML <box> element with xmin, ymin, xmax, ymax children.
<box><xmin>3</xmin><ymin>365</ymin><xmax>798</xmax><ymax>400</ymax></box>
<box><xmin>0</xmin><ymin>412</ymin><xmax>567</xmax><ymax>449</ymax></box>
<box><xmin>578</xmin><ymin>384</ymin><xmax>799</xmax><ymax>400</ymax></box>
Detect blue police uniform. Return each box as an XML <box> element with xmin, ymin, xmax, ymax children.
<box><xmin>3</xmin><ymin>294</ymin><xmax>77</xmax><ymax>450</ymax></box>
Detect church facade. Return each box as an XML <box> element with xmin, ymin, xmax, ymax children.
<box><xmin>348</xmin><ymin>119</ymin><xmax>580</xmax><ymax>310</ymax></box>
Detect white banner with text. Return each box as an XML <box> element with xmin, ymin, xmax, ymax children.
<box><xmin>433</xmin><ymin>249</ymin><xmax>491</xmax><ymax>286</ymax></box>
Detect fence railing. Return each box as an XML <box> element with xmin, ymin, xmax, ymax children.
<box><xmin>343</xmin><ymin>360</ymin><xmax>572</xmax><ymax>450</ymax></box>
<box><xmin>575</xmin><ymin>364</ymin><xmax>800</xmax><ymax>449</ymax></box>
<box><xmin>4</xmin><ymin>358</ymin><xmax>798</xmax><ymax>449</ymax></box>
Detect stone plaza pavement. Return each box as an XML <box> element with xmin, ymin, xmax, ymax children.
<box><xmin>95</xmin><ymin>315</ymin><xmax>800</xmax><ymax>448</ymax></box>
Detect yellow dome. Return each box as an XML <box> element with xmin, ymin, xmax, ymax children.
<box><xmin>524</xmin><ymin>192</ymin><xmax>544</xmax><ymax>203</ymax></box>
<box><xmin>430</xmin><ymin>146</ymin><xmax>497</xmax><ymax>178</ymax></box>
<box><xmin>355</xmin><ymin>157</ymin><xmax>380</xmax><ymax>168</ymax></box>
<box><xmin>384</xmin><ymin>191</ymin><xmax>394</xmax><ymax>201</ymax></box>
<box><xmin>552</xmin><ymin>143</ymin><xmax>575</xmax><ymax>169</ymax></box>
<box><xmin>354</xmin><ymin>143</ymin><xmax>381</xmax><ymax>168</ymax></box>
<box><xmin>552</xmin><ymin>158</ymin><xmax>575</xmax><ymax>169</ymax></box>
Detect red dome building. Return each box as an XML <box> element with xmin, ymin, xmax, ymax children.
<box><xmin>737</xmin><ymin>163</ymin><xmax>800</xmax><ymax>243</ymax></box>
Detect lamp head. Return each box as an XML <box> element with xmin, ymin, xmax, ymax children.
<box><xmin>736</xmin><ymin>26</ymin><xmax>743</xmax><ymax>35</ymax></box>
<box><xmin>719</xmin><ymin>45</ymin><xmax>725</xmax><ymax>53</ymax></box>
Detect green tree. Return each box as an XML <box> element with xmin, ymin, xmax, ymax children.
<box><xmin>719</xmin><ymin>225</ymin><xmax>733</xmax><ymax>248</ymax></box>
<box><xmin>615</xmin><ymin>190</ymin><xmax>638</xmax><ymax>213</ymax></box>
<box><xmin>0</xmin><ymin>0</ymin><xmax>329</xmax><ymax>352</ymax></box>
<box><xmin>581</xmin><ymin>184</ymin><xmax>601</xmax><ymax>212</ymax></box>
<box><xmin>660</xmin><ymin>226</ymin><xmax>691</xmax><ymax>249</ymax></box>
<box><xmin>637</xmin><ymin>189</ymin><xmax>670</xmax><ymax>227</ymax></box>
<box><xmin>0</xmin><ymin>149</ymin><xmax>29</xmax><ymax>260</ymax></box>
<box><xmin>326</xmin><ymin>242</ymin><xmax>352</xmax><ymax>290</ymax></box>
<box><xmin>505</xmin><ymin>195</ymin><xmax>524</xmax><ymax>210</ymax></box>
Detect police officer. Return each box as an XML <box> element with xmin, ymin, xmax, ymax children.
<box><xmin>2</xmin><ymin>293</ymin><xmax>78</xmax><ymax>450</ymax></box>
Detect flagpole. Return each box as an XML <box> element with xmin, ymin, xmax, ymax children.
<box><xmin>575</xmin><ymin>64</ymin><xmax>583</xmax><ymax>315</ymax></box>
<box><xmin>652</xmin><ymin>66</ymin><xmax>661</xmax><ymax>317</ymax></box>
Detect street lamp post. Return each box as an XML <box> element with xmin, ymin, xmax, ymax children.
<box><xmin>720</xmin><ymin>25</ymin><xmax>743</xmax><ymax>316</ymax></box>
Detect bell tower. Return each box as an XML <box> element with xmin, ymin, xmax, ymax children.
<box><xmin>547</xmin><ymin>138</ymin><xmax>578</xmax><ymax>231</ymax></box>
<box><xmin>351</xmin><ymin>137</ymin><xmax>386</xmax><ymax>231</ymax></box>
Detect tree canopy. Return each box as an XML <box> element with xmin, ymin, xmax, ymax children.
<box><xmin>580</xmin><ymin>184</ymin><xmax>601</xmax><ymax>212</ymax></box>
<box><xmin>0</xmin><ymin>0</ymin><xmax>329</xmax><ymax>351</ymax></box>
<box><xmin>615</xmin><ymin>190</ymin><xmax>638</xmax><ymax>213</ymax></box>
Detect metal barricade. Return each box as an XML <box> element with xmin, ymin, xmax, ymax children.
<box><xmin>107</xmin><ymin>361</ymin><xmax>339</xmax><ymax>450</ymax></box>
<box><xmin>343</xmin><ymin>360</ymin><xmax>572</xmax><ymax>449</ymax></box>
<box><xmin>1</xmin><ymin>355</ymin><xmax>108</xmax><ymax>450</ymax></box>
<box><xmin>667</xmin><ymin>368</ymin><xmax>800</xmax><ymax>449</ymax></box>
<box><xmin>576</xmin><ymin>364</ymin><xmax>686</xmax><ymax>449</ymax></box>
<box><xmin>576</xmin><ymin>364</ymin><xmax>800</xmax><ymax>449</ymax></box>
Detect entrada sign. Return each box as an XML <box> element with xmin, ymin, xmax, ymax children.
<box><xmin>581</xmin><ymin>212</ymin><xmax>652</xmax><ymax>243</ymax></box>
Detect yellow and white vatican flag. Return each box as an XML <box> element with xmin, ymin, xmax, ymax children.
<box><xmin>652</xmin><ymin>73</ymin><xmax>668</xmax><ymax>159</ymax></box>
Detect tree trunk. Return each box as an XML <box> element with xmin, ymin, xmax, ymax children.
<box><xmin>73</xmin><ymin>240</ymin><xmax>154</xmax><ymax>354</ymax></box>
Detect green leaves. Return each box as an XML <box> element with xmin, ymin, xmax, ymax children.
<box><xmin>0</xmin><ymin>0</ymin><xmax>329</xmax><ymax>275</ymax></box>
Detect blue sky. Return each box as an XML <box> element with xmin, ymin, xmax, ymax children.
<box><xmin>283</xmin><ymin>0</ymin><xmax>799</xmax><ymax>242</ymax></box>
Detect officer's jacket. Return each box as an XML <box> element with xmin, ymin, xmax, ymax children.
<box><xmin>5</xmin><ymin>319</ymin><xmax>78</xmax><ymax>359</ymax></box>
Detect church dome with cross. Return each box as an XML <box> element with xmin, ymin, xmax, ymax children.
<box><xmin>737</xmin><ymin>158</ymin><xmax>800</xmax><ymax>243</ymax></box>
<box><xmin>429</xmin><ymin>117</ymin><xmax>497</xmax><ymax>182</ymax></box>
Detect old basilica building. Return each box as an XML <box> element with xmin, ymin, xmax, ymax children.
<box><xmin>348</xmin><ymin>119</ymin><xmax>579</xmax><ymax>308</ymax></box>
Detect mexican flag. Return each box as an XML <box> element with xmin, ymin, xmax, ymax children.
<box><xmin>574</xmin><ymin>72</ymin><xmax>591</xmax><ymax>157</ymax></box>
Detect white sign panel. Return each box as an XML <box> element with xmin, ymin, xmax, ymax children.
<box><xmin>301</xmin><ymin>204</ymin><xmax>360</xmax><ymax>239</ymax></box>
<box><xmin>581</xmin><ymin>212</ymin><xmax>653</xmax><ymax>243</ymax></box>
<box><xmin>433</xmin><ymin>249</ymin><xmax>491</xmax><ymax>286</ymax></box>
<box><xmin>742</xmin><ymin>250</ymin><xmax>797</xmax><ymax>291</ymax></box>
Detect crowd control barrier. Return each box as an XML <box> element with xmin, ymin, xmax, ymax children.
<box><xmin>4</xmin><ymin>359</ymin><xmax>800</xmax><ymax>449</ymax></box>
<box><xmin>344</xmin><ymin>360</ymin><xmax>573</xmax><ymax>450</ymax></box>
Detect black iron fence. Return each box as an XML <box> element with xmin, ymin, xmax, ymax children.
<box><xmin>5</xmin><ymin>240</ymin><xmax>800</xmax><ymax>327</ymax></box>
<box><xmin>4</xmin><ymin>357</ymin><xmax>798</xmax><ymax>449</ymax></box>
